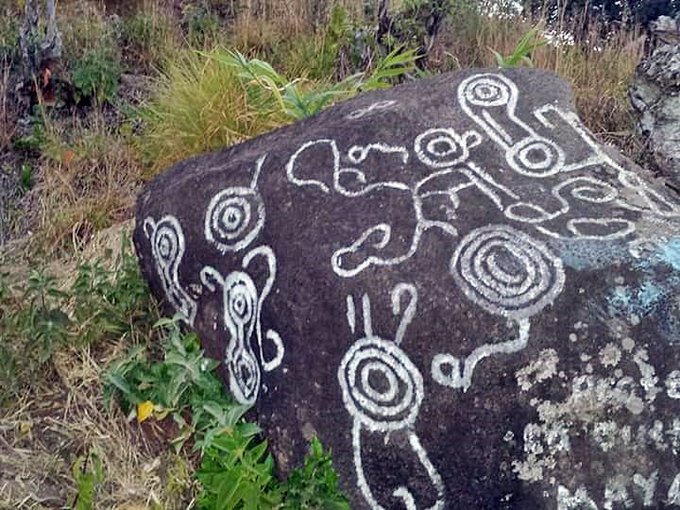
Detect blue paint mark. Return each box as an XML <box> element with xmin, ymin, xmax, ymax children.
<box><xmin>608</xmin><ymin>286</ymin><xmax>632</xmax><ymax>313</ymax></box>
<box><xmin>607</xmin><ymin>282</ymin><xmax>667</xmax><ymax>317</ymax></box>
<box><xmin>634</xmin><ymin>237</ymin><xmax>680</xmax><ymax>272</ymax></box>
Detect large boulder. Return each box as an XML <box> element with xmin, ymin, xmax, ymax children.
<box><xmin>134</xmin><ymin>68</ymin><xmax>680</xmax><ymax>509</ymax></box>
<box><xmin>630</xmin><ymin>15</ymin><xmax>680</xmax><ymax>192</ymax></box>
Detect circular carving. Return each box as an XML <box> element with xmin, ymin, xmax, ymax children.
<box><xmin>507</xmin><ymin>138</ymin><xmax>565</xmax><ymax>177</ymax></box>
<box><xmin>229</xmin><ymin>350</ymin><xmax>260</xmax><ymax>403</ymax></box>
<box><xmin>152</xmin><ymin>220</ymin><xmax>181</xmax><ymax>265</ymax></box>
<box><xmin>222</xmin><ymin>271</ymin><xmax>257</xmax><ymax>328</ymax></box>
<box><xmin>205</xmin><ymin>187</ymin><xmax>264</xmax><ymax>252</ymax></box>
<box><xmin>338</xmin><ymin>337</ymin><xmax>423</xmax><ymax>431</ymax></box>
<box><xmin>450</xmin><ymin>225</ymin><xmax>565</xmax><ymax>319</ymax></box>
<box><xmin>463</xmin><ymin>76</ymin><xmax>511</xmax><ymax>107</ymax></box>
<box><xmin>414</xmin><ymin>129</ymin><xmax>468</xmax><ymax>168</ymax></box>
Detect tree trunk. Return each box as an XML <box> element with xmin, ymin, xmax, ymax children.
<box><xmin>376</xmin><ymin>0</ymin><xmax>391</xmax><ymax>47</ymax></box>
<box><xmin>18</xmin><ymin>0</ymin><xmax>62</xmax><ymax>102</ymax></box>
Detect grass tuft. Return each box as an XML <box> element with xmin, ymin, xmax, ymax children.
<box><xmin>136</xmin><ymin>49</ymin><xmax>290</xmax><ymax>174</ymax></box>
<box><xmin>434</xmin><ymin>6</ymin><xmax>644</xmax><ymax>140</ymax></box>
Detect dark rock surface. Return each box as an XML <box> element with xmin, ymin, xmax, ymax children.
<box><xmin>134</xmin><ymin>68</ymin><xmax>680</xmax><ymax>509</ymax></box>
<box><xmin>630</xmin><ymin>15</ymin><xmax>680</xmax><ymax>193</ymax></box>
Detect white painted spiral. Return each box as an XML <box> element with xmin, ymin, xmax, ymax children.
<box><xmin>450</xmin><ymin>225</ymin><xmax>565</xmax><ymax>319</ymax></box>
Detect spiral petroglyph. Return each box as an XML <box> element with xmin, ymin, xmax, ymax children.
<box><xmin>450</xmin><ymin>225</ymin><xmax>565</xmax><ymax>320</ymax></box>
<box><xmin>339</xmin><ymin>290</ymin><xmax>444</xmax><ymax>509</ymax></box>
<box><xmin>205</xmin><ymin>187</ymin><xmax>265</xmax><ymax>253</ymax></box>
<box><xmin>414</xmin><ymin>128</ymin><xmax>481</xmax><ymax>168</ymax></box>
<box><xmin>462</xmin><ymin>75</ymin><xmax>512</xmax><ymax>107</ymax></box>
<box><xmin>339</xmin><ymin>337</ymin><xmax>423</xmax><ymax>432</ymax></box>
<box><xmin>200</xmin><ymin>245</ymin><xmax>283</xmax><ymax>406</ymax></box>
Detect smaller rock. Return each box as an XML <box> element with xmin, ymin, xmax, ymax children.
<box><xmin>630</xmin><ymin>15</ymin><xmax>680</xmax><ymax>192</ymax></box>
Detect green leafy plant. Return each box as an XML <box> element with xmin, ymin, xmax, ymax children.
<box><xmin>0</xmin><ymin>238</ymin><xmax>153</xmax><ymax>403</ymax></box>
<box><xmin>103</xmin><ymin>318</ymin><xmax>244</xmax><ymax>450</ymax></box>
<box><xmin>196</xmin><ymin>426</ymin><xmax>282</xmax><ymax>509</ymax></box>
<box><xmin>281</xmin><ymin>437</ymin><xmax>350</xmax><ymax>510</ymax></box>
<box><xmin>491</xmin><ymin>26</ymin><xmax>546</xmax><ymax>68</ymax></box>
<box><xmin>72</xmin><ymin>46</ymin><xmax>122</xmax><ymax>104</ymax></box>
<box><xmin>205</xmin><ymin>45</ymin><xmax>418</xmax><ymax>120</ymax></box>
<box><xmin>104</xmin><ymin>317</ymin><xmax>348</xmax><ymax>509</ymax></box>
<box><xmin>20</xmin><ymin>163</ymin><xmax>34</xmax><ymax>190</ymax></box>
<box><xmin>70</xmin><ymin>449</ymin><xmax>105</xmax><ymax>510</ymax></box>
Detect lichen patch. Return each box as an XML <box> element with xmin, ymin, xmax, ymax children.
<box><xmin>516</xmin><ymin>349</ymin><xmax>559</xmax><ymax>392</ymax></box>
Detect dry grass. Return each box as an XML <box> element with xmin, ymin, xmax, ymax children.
<box><xmin>24</xmin><ymin>117</ymin><xmax>142</xmax><ymax>256</ymax></box>
<box><xmin>0</xmin><ymin>342</ymin><xmax>195</xmax><ymax>509</ymax></box>
<box><xmin>59</xmin><ymin>0</ymin><xmax>114</xmax><ymax>63</ymax></box>
<box><xmin>433</xmin><ymin>7</ymin><xmax>644</xmax><ymax>141</ymax></box>
<box><xmin>1</xmin><ymin>220</ymin><xmax>195</xmax><ymax>509</ymax></box>
<box><xmin>232</xmin><ymin>0</ymin><xmax>364</xmax><ymax>33</ymax></box>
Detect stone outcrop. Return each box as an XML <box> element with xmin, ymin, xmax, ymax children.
<box><xmin>135</xmin><ymin>68</ymin><xmax>680</xmax><ymax>509</ymax></box>
<box><xmin>630</xmin><ymin>15</ymin><xmax>680</xmax><ymax>193</ymax></box>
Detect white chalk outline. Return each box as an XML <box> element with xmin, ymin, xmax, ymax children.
<box><xmin>430</xmin><ymin>225</ymin><xmax>564</xmax><ymax>391</ymax></box>
<box><xmin>347</xmin><ymin>143</ymin><xmax>409</xmax><ymax>166</ymax></box>
<box><xmin>414</xmin><ymin>128</ymin><xmax>482</xmax><ymax>168</ymax></box>
<box><xmin>285</xmin><ymin>73</ymin><xmax>680</xmax><ymax>280</ymax></box>
<box><xmin>200</xmin><ymin>244</ymin><xmax>283</xmax><ymax>405</ymax></box>
<box><xmin>204</xmin><ymin>154</ymin><xmax>267</xmax><ymax>253</ymax></box>
<box><xmin>339</xmin><ymin>284</ymin><xmax>445</xmax><ymax>509</ymax></box>
<box><xmin>431</xmin><ymin>319</ymin><xmax>530</xmax><ymax>392</ymax></box>
<box><xmin>456</xmin><ymin>74</ymin><xmax>678</xmax><ymax>239</ymax></box>
<box><xmin>459</xmin><ymin>73</ymin><xmax>566</xmax><ymax>178</ymax></box>
<box><xmin>143</xmin><ymin>215</ymin><xmax>197</xmax><ymax>326</ymax></box>
<box><xmin>450</xmin><ymin>224</ymin><xmax>565</xmax><ymax>320</ymax></box>
<box><xmin>346</xmin><ymin>100</ymin><xmax>398</xmax><ymax>120</ymax></box>
<box><xmin>534</xmin><ymin>104</ymin><xmax>680</xmax><ymax>218</ymax></box>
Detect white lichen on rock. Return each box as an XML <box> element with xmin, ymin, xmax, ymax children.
<box><xmin>665</xmin><ymin>370</ymin><xmax>680</xmax><ymax>399</ymax></box>
<box><xmin>633</xmin><ymin>348</ymin><xmax>661</xmax><ymax>403</ymax></box>
<box><xmin>516</xmin><ymin>349</ymin><xmax>559</xmax><ymax>392</ymax></box>
<box><xmin>604</xmin><ymin>476</ymin><xmax>632</xmax><ymax>509</ymax></box>
<box><xmin>557</xmin><ymin>485</ymin><xmax>598</xmax><ymax>510</ymax></box>
<box><xmin>633</xmin><ymin>470</ymin><xmax>659</xmax><ymax>506</ymax></box>
<box><xmin>599</xmin><ymin>343</ymin><xmax>622</xmax><ymax>367</ymax></box>
<box><xmin>511</xmin><ymin>330</ymin><xmax>679</xmax><ymax>506</ymax></box>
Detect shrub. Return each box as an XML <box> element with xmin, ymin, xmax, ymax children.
<box><xmin>104</xmin><ymin>319</ymin><xmax>349</xmax><ymax>509</ymax></box>
<box><xmin>138</xmin><ymin>46</ymin><xmax>417</xmax><ymax>174</ymax></box>
<box><xmin>72</xmin><ymin>46</ymin><xmax>122</xmax><ymax>104</ymax></box>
